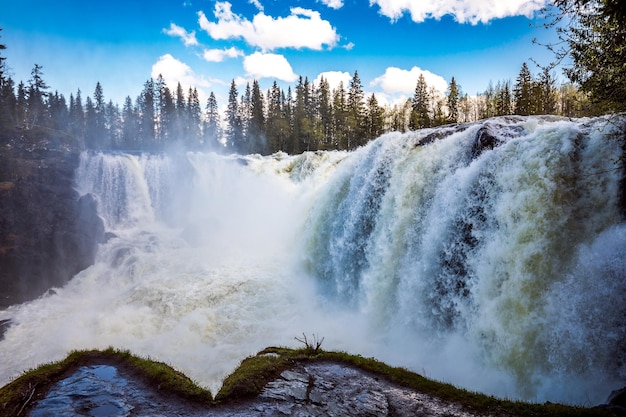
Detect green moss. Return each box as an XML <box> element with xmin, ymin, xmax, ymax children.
<box><xmin>0</xmin><ymin>348</ymin><xmax>212</xmax><ymax>416</ymax></box>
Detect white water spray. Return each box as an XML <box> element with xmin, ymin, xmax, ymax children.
<box><xmin>0</xmin><ymin>116</ymin><xmax>624</xmax><ymax>404</ymax></box>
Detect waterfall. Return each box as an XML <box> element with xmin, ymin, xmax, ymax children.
<box><xmin>0</xmin><ymin>116</ymin><xmax>623</xmax><ymax>404</ymax></box>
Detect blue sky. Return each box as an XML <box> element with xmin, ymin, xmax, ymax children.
<box><xmin>1</xmin><ymin>0</ymin><xmax>559</xmax><ymax>109</ymax></box>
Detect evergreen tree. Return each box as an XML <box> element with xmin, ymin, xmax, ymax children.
<box><xmin>317</xmin><ymin>76</ymin><xmax>332</xmax><ymax>149</ymax></box>
<box><xmin>538</xmin><ymin>67</ymin><xmax>557</xmax><ymax>114</ymax></box>
<box><xmin>364</xmin><ymin>93</ymin><xmax>384</xmax><ymax>139</ymax></box>
<box><xmin>121</xmin><ymin>96</ymin><xmax>138</xmax><ymax>149</ymax></box>
<box><xmin>174</xmin><ymin>82</ymin><xmax>186</xmax><ymax>138</ymax></box>
<box><xmin>84</xmin><ymin>96</ymin><xmax>97</xmax><ymax>148</ymax></box>
<box><xmin>0</xmin><ymin>28</ymin><xmax>6</xmax><ymax>84</ymax></box>
<box><xmin>410</xmin><ymin>74</ymin><xmax>430</xmax><ymax>129</ymax></box>
<box><xmin>265</xmin><ymin>81</ymin><xmax>283</xmax><ymax>153</ymax></box>
<box><xmin>26</xmin><ymin>64</ymin><xmax>49</xmax><ymax>130</ymax></box>
<box><xmin>187</xmin><ymin>87</ymin><xmax>202</xmax><ymax>149</ymax></box>
<box><xmin>203</xmin><ymin>91</ymin><xmax>221</xmax><ymax>149</ymax></box>
<box><xmin>155</xmin><ymin>74</ymin><xmax>175</xmax><ymax>145</ymax></box>
<box><xmin>495</xmin><ymin>80</ymin><xmax>512</xmax><ymax>116</ymax></box>
<box><xmin>332</xmin><ymin>82</ymin><xmax>348</xmax><ymax>149</ymax></box>
<box><xmin>225</xmin><ymin>80</ymin><xmax>243</xmax><ymax>152</ymax></box>
<box><xmin>513</xmin><ymin>63</ymin><xmax>533</xmax><ymax>115</ymax></box>
<box><xmin>551</xmin><ymin>0</ymin><xmax>626</xmax><ymax>112</ymax></box>
<box><xmin>249</xmin><ymin>79</ymin><xmax>266</xmax><ymax>154</ymax></box>
<box><xmin>347</xmin><ymin>70</ymin><xmax>365</xmax><ymax>148</ymax></box>
<box><xmin>105</xmin><ymin>100</ymin><xmax>122</xmax><ymax>149</ymax></box>
<box><xmin>0</xmin><ymin>75</ymin><xmax>16</xmax><ymax>138</ymax></box>
<box><xmin>137</xmin><ymin>79</ymin><xmax>156</xmax><ymax>149</ymax></box>
<box><xmin>16</xmin><ymin>82</ymin><xmax>27</xmax><ymax>129</ymax></box>
<box><xmin>69</xmin><ymin>90</ymin><xmax>85</xmax><ymax>145</ymax></box>
<box><xmin>93</xmin><ymin>82</ymin><xmax>107</xmax><ymax>147</ymax></box>
<box><xmin>446</xmin><ymin>76</ymin><xmax>460</xmax><ymax>123</ymax></box>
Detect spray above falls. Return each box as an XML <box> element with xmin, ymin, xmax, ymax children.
<box><xmin>0</xmin><ymin>116</ymin><xmax>624</xmax><ymax>404</ymax></box>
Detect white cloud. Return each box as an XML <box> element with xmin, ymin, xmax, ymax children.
<box><xmin>163</xmin><ymin>23</ymin><xmax>198</xmax><ymax>46</ymax></box>
<box><xmin>243</xmin><ymin>52</ymin><xmax>298</xmax><ymax>82</ymax></box>
<box><xmin>202</xmin><ymin>47</ymin><xmax>243</xmax><ymax>62</ymax></box>
<box><xmin>249</xmin><ymin>0</ymin><xmax>264</xmax><ymax>11</ymax></box>
<box><xmin>314</xmin><ymin>71</ymin><xmax>351</xmax><ymax>91</ymax></box>
<box><xmin>369</xmin><ymin>0</ymin><xmax>548</xmax><ymax>24</ymax></box>
<box><xmin>370</xmin><ymin>66</ymin><xmax>448</xmax><ymax>95</ymax></box>
<box><xmin>320</xmin><ymin>0</ymin><xmax>344</xmax><ymax>9</ymax></box>
<box><xmin>151</xmin><ymin>54</ymin><xmax>211</xmax><ymax>94</ymax></box>
<box><xmin>198</xmin><ymin>2</ymin><xmax>339</xmax><ymax>51</ymax></box>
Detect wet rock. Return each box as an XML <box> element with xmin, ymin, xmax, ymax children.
<box><xmin>470</xmin><ymin>120</ymin><xmax>525</xmax><ymax>159</ymax></box>
<box><xmin>608</xmin><ymin>386</ymin><xmax>626</xmax><ymax>407</ymax></box>
<box><xmin>0</xmin><ymin>145</ymin><xmax>105</xmax><ymax>308</ymax></box>
<box><xmin>27</xmin><ymin>361</ymin><xmax>497</xmax><ymax>417</ymax></box>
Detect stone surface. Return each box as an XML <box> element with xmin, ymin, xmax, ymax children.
<box><xmin>0</xmin><ymin>145</ymin><xmax>105</xmax><ymax>308</ymax></box>
<box><xmin>28</xmin><ymin>361</ymin><xmax>482</xmax><ymax>417</ymax></box>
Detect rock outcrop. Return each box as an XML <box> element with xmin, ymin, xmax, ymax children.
<box><xmin>0</xmin><ymin>144</ymin><xmax>104</xmax><ymax>309</ymax></box>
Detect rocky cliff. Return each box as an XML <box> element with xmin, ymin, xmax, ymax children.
<box><xmin>0</xmin><ymin>143</ymin><xmax>104</xmax><ymax>309</ymax></box>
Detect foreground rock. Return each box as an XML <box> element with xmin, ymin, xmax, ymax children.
<box><xmin>0</xmin><ymin>145</ymin><xmax>104</xmax><ymax>309</ymax></box>
<box><xmin>28</xmin><ymin>361</ymin><xmax>478</xmax><ymax>417</ymax></box>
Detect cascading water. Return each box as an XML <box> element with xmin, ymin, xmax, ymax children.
<box><xmin>0</xmin><ymin>116</ymin><xmax>624</xmax><ymax>405</ymax></box>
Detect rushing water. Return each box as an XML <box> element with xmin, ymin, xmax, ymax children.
<box><xmin>0</xmin><ymin>116</ymin><xmax>624</xmax><ymax>404</ymax></box>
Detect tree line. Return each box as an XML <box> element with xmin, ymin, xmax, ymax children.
<box><xmin>0</xmin><ymin>0</ymin><xmax>623</xmax><ymax>155</ymax></box>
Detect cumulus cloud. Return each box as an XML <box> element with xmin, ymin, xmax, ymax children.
<box><xmin>320</xmin><ymin>0</ymin><xmax>344</xmax><ymax>9</ymax></box>
<box><xmin>151</xmin><ymin>54</ymin><xmax>211</xmax><ymax>93</ymax></box>
<box><xmin>198</xmin><ymin>2</ymin><xmax>339</xmax><ymax>51</ymax></box>
<box><xmin>243</xmin><ymin>52</ymin><xmax>298</xmax><ymax>82</ymax></box>
<box><xmin>202</xmin><ymin>47</ymin><xmax>244</xmax><ymax>62</ymax></box>
<box><xmin>314</xmin><ymin>71</ymin><xmax>351</xmax><ymax>91</ymax></box>
<box><xmin>369</xmin><ymin>0</ymin><xmax>547</xmax><ymax>24</ymax></box>
<box><xmin>163</xmin><ymin>23</ymin><xmax>198</xmax><ymax>46</ymax></box>
<box><xmin>371</xmin><ymin>66</ymin><xmax>448</xmax><ymax>95</ymax></box>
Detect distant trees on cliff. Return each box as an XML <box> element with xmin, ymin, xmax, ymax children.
<box><xmin>0</xmin><ymin>1</ymin><xmax>621</xmax><ymax>155</ymax></box>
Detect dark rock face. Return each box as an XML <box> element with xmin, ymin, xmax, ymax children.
<box><xmin>470</xmin><ymin>118</ymin><xmax>525</xmax><ymax>159</ymax></box>
<box><xmin>0</xmin><ymin>145</ymin><xmax>104</xmax><ymax>309</ymax></box>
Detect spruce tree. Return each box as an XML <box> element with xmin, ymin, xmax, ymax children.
<box><xmin>551</xmin><ymin>0</ymin><xmax>626</xmax><ymax>112</ymax></box>
<box><xmin>446</xmin><ymin>77</ymin><xmax>460</xmax><ymax>123</ymax></box>
<box><xmin>347</xmin><ymin>70</ymin><xmax>365</xmax><ymax>148</ymax></box>
<box><xmin>248</xmin><ymin>80</ymin><xmax>266</xmax><ymax>154</ymax></box>
<box><xmin>410</xmin><ymin>74</ymin><xmax>430</xmax><ymax>129</ymax></box>
<box><xmin>513</xmin><ymin>63</ymin><xmax>533</xmax><ymax>115</ymax></box>
<box><xmin>225</xmin><ymin>80</ymin><xmax>243</xmax><ymax>153</ymax></box>
<box><xmin>203</xmin><ymin>92</ymin><xmax>221</xmax><ymax>150</ymax></box>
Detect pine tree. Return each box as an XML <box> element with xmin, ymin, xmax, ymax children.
<box><xmin>364</xmin><ymin>93</ymin><xmax>384</xmax><ymax>139</ymax></box>
<box><xmin>93</xmin><ymin>82</ymin><xmax>107</xmax><ymax>148</ymax></box>
<box><xmin>69</xmin><ymin>89</ymin><xmax>85</xmax><ymax>145</ymax></box>
<box><xmin>26</xmin><ymin>64</ymin><xmax>49</xmax><ymax>130</ymax></box>
<box><xmin>225</xmin><ymin>79</ymin><xmax>243</xmax><ymax>152</ymax></box>
<box><xmin>317</xmin><ymin>76</ymin><xmax>332</xmax><ymax>149</ymax></box>
<box><xmin>187</xmin><ymin>87</ymin><xmax>202</xmax><ymax>149</ymax></box>
<box><xmin>446</xmin><ymin>77</ymin><xmax>460</xmax><ymax>123</ymax></box>
<box><xmin>121</xmin><ymin>96</ymin><xmax>138</xmax><ymax>150</ymax></box>
<box><xmin>105</xmin><ymin>100</ymin><xmax>122</xmax><ymax>149</ymax></box>
<box><xmin>347</xmin><ymin>70</ymin><xmax>365</xmax><ymax>148</ymax></box>
<box><xmin>410</xmin><ymin>74</ymin><xmax>430</xmax><ymax>129</ymax></box>
<box><xmin>203</xmin><ymin>91</ymin><xmax>221</xmax><ymax>149</ymax></box>
<box><xmin>332</xmin><ymin>81</ymin><xmax>348</xmax><ymax>149</ymax></box>
<box><xmin>155</xmin><ymin>74</ymin><xmax>175</xmax><ymax>145</ymax></box>
<box><xmin>513</xmin><ymin>63</ymin><xmax>533</xmax><ymax>115</ymax></box>
<box><xmin>137</xmin><ymin>79</ymin><xmax>156</xmax><ymax>149</ymax></box>
<box><xmin>551</xmin><ymin>0</ymin><xmax>626</xmax><ymax>112</ymax></box>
